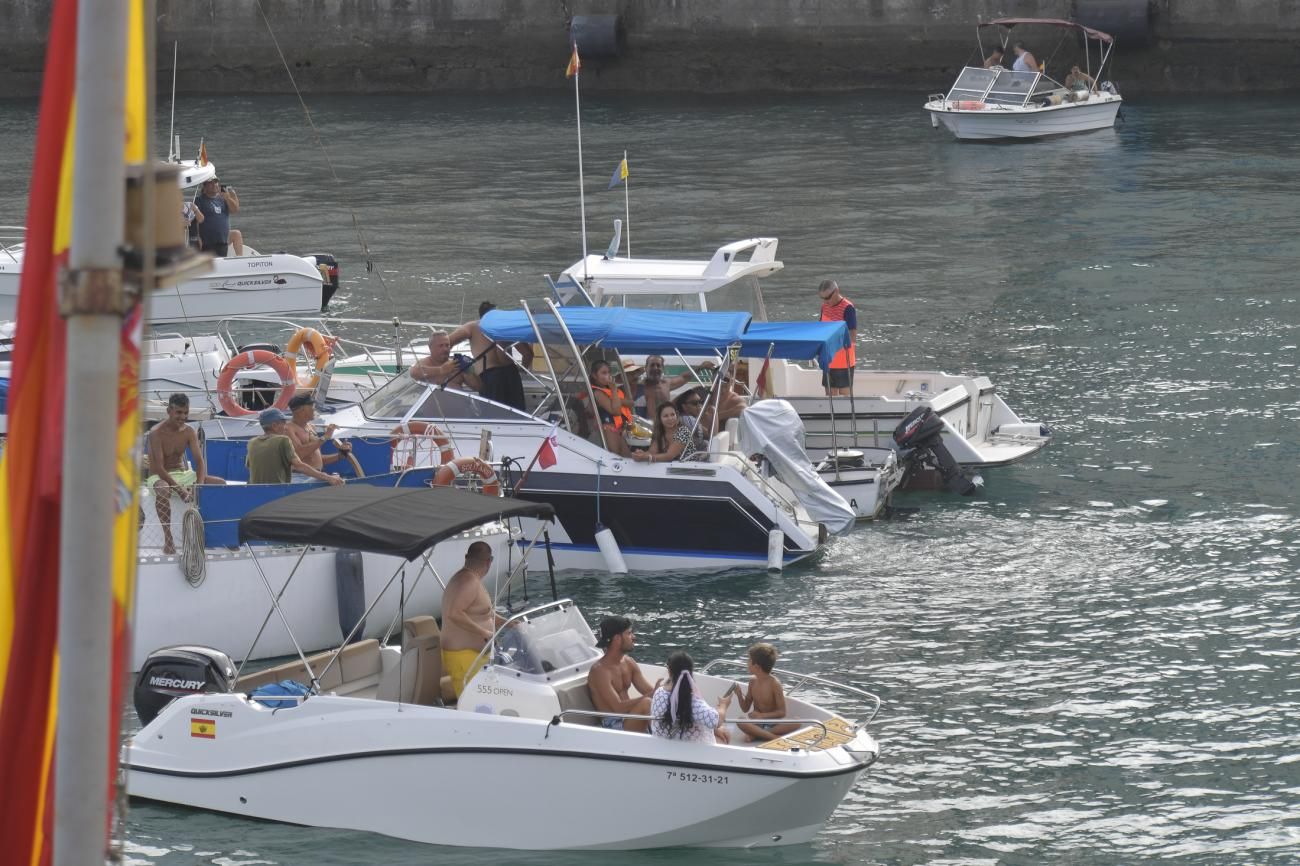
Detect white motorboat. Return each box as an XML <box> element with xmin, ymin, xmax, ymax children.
<box><xmin>197</xmin><ymin>306</ymin><xmax>855</xmax><ymax>574</ymax></box>
<box><xmin>924</xmin><ymin>18</ymin><xmax>1122</xmax><ymax>141</ymax></box>
<box><xmin>559</xmin><ymin>235</ymin><xmax>1051</xmax><ymax>480</ymax></box>
<box><xmin>0</xmin><ymin>227</ymin><xmax>338</xmax><ymax>324</ymax></box>
<box><xmin>127</xmin><ymin>489</ymin><xmax>881</xmax><ymax>849</ymax></box>
<box><xmin>133</xmin><ymin>476</ymin><xmax>544</xmax><ymax>669</ymax></box>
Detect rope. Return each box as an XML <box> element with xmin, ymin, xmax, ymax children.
<box><xmin>180</xmin><ymin>505</ymin><xmax>207</xmax><ymax>586</ymax></box>
<box><xmin>252</xmin><ymin>0</ymin><xmax>398</xmax><ymax>320</ymax></box>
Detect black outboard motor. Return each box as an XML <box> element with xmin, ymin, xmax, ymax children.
<box><xmin>308</xmin><ymin>253</ymin><xmax>341</xmax><ymax>309</ymax></box>
<box><xmin>134</xmin><ymin>646</ymin><xmax>235</xmax><ymax>726</ymax></box>
<box><xmin>893</xmin><ymin>407</ymin><xmax>982</xmax><ymax>496</ymax></box>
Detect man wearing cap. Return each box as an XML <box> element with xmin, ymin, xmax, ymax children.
<box><xmin>246</xmin><ymin>407</ymin><xmax>344</xmax><ymax>486</ymax></box>
<box><xmin>193</xmin><ymin>176</ymin><xmax>240</xmax><ymax>257</ymax></box>
<box><xmin>285</xmin><ymin>393</ymin><xmax>352</xmax><ymax>480</ymax></box>
<box><xmin>587</xmin><ymin>616</ymin><xmax>660</xmax><ymax>733</ymax></box>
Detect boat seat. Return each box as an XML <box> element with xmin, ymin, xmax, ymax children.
<box><xmin>553</xmin><ymin>677</ymin><xmax>600</xmax><ymax>726</ymax></box>
<box><xmin>707</xmin><ymin>430</ymin><xmax>732</xmax><ymax>460</ymax></box>
<box><xmin>236</xmin><ymin>639</ymin><xmax>381</xmax><ymax>698</ymax></box>
<box><xmin>375</xmin><ymin>615</ymin><xmax>443</xmax><ymax>705</ymax></box>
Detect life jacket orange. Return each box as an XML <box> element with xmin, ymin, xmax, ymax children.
<box><xmin>820</xmin><ymin>297</ymin><xmax>857</xmax><ymax>370</ymax></box>
<box><xmin>592</xmin><ymin>385</ymin><xmax>633</xmax><ymax>430</ymax></box>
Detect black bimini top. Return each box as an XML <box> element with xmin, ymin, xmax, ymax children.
<box><xmin>238</xmin><ymin>486</ymin><xmax>554</xmax><ymax>560</ymax></box>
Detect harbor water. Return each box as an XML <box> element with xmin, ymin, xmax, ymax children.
<box><xmin>0</xmin><ymin>91</ymin><xmax>1297</xmax><ymax>864</ymax></box>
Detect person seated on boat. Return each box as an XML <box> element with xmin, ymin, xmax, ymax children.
<box><xmin>410</xmin><ymin>330</ymin><xmax>482</xmax><ymax>390</ymax></box>
<box><xmin>285</xmin><ymin>393</ymin><xmax>352</xmax><ymax>482</ymax></box>
<box><xmin>1064</xmin><ymin>66</ymin><xmax>1096</xmax><ymax>95</ymax></box>
<box><xmin>699</xmin><ymin>372</ymin><xmax>748</xmax><ymax>435</ymax></box>
<box><xmin>448</xmin><ymin>301</ymin><xmax>533</xmax><ymax>412</ymax></box>
<box><xmin>651</xmin><ymin>651</ymin><xmax>732</xmax><ymax>745</ymax></box>
<box><xmin>631</xmin><ymin>401</ymin><xmax>699</xmax><ymax>464</ymax></box>
<box><xmin>440</xmin><ymin>541</ymin><xmax>510</xmax><ymax>699</ymax></box>
<box><xmin>587</xmin><ymin>616</ymin><xmax>659</xmax><ymax>733</ymax></box>
<box><xmin>246</xmin><ymin>407</ymin><xmax>344</xmax><ymax>486</ymax></box>
<box><xmin>181</xmin><ymin>199</ymin><xmax>202</xmax><ymax>249</ymax></box>
<box><xmin>733</xmin><ymin>643</ymin><xmax>801</xmax><ymax>742</ymax></box>
<box><xmin>193</xmin><ymin>176</ymin><xmax>240</xmax><ymax>257</ymax></box>
<box><xmin>674</xmin><ymin>388</ymin><xmax>706</xmax><ymax>439</ymax></box>
<box><xmin>589</xmin><ymin>359</ymin><xmax>635</xmax><ymax>457</ymax></box>
<box><xmin>641</xmin><ymin>354</ymin><xmax>716</xmax><ymax>420</ymax></box>
<box><xmin>1011</xmin><ymin>42</ymin><xmax>1039</xmax><ymax>73</ymax></box>
<box><xmin>146</xmin><ymin>393</ymin><xmax>226</xmax><ymax>555</ymax></box>
<box><xmin>983</xmin><ymin>46</ymin><xmax>1006</xmax><ymax>69</ymax></box>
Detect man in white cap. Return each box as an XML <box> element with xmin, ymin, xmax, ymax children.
<box><xmin>246</xmin><ymin>407</ymin><xmax>344</xmax><ymax>485</ymax></box>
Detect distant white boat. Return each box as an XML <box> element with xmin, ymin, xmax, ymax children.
<box><xmin>924</xmin><ymin>18</ymin><xmax>1122</xmax><ymax>141</ymax></box>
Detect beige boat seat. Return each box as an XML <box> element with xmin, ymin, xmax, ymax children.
<box><xmin>553</xmin><ymin>677</ymin><xmax>600</xmax><ymax>726</ymax></box>
<box><xmin>375</xmin><ymin>615</ymin><xmax>443</xmax><ymax>705</ymax></box>
<box><xmin>236</xmin><ymin>639</ymin><xmax>381</xmax><ymax>698</ymax></box>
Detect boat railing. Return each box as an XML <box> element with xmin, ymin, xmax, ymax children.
<box><xmin>706</xmin><ymin>447</ymin><xmax>811</xmax><ymax>524</ymax></box>
<box><xmin>0</xmin><ymin>224</ymin><xmax>26</xmax><ymax>259</ymax></box>
<box><xmin>701</xmin><ymin>659</ymin><xmax>881</xmax><ymax>723</ymax></box>
<box><xmin>549</xmin><ymin>709</ymin><xmax>838</xmax><ymax>749</ymax></box>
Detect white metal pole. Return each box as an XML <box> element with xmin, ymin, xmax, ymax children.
<box><xmin>573</xmin><ymin>53</ymin><xmax>589</xmax><ymax>282</ymax></box>
<box><xmin>622</xmin><ymin>150</ymin><xmax>631</xmax><ymax>258</ymax></box>
<box><xmin>168</xmin><ymin>41</ymin><xmax>177</xmax><ymax>160</ymax></box>
<box><xmin>55</xmin><ymin>0</ymin><xmax>128</xmax><ymax>863</ymax></box>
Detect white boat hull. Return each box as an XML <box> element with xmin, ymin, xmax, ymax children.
<box><xmin>925</xmin><ymin>96</ymin><xmax>1121</xmax><ymax>140</ymax></box>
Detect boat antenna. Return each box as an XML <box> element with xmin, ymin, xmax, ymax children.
<box><xmin>251</xmin><ymin>0</ymin><xmax>399</xmax><ymax>320</ymax></box>
<box><xmin>168</xmin><ymin>41</ymin><xmax>178</xmax><ymax>161</ymax></box>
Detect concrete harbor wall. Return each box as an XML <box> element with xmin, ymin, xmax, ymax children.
<box><xmin>3</xmin><ymin>0</ymin><xmax>1300</xmax><ymax>96</ymax></box>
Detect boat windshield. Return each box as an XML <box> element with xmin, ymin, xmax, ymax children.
<box><xmin>359</xmin><ymin>371</ymin><xmax>530</xmax><ymax>422</ymax></box>
<box><xmin>494</xmin><ymin>604</ymin><xmax>600</xmax><ymax>675</ymax></box>
<box><xmin>606</xmin><ymin>292</ymin><xmax>705</xmax><ymax>312</ymax></box>
<box><xmin>946</xmin><ymin>66</ymin><xmax>1042</xmax><ymax>106</ymax></box>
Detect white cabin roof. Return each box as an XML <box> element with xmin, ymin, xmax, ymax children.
<box><xmin>560</xmin><ymin>237</ymin><xmax>783</xmax><ymax>297</ymax></box>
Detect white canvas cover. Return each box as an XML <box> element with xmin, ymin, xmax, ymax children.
<box><xmin>737</xmin><ymin>399</ymin><xmax>856</xmax><ymax>536</ymax></box>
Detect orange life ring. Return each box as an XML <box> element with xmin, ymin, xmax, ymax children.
<box><xmin>431</xmin><ymin>457</ymin><xmax>499</xmax><ymax>496</ymax></box>
<box><xmin>216</xmin><ymin>350</ymin><xmax>297</xmax><ymax>417</ymax></box>
<box><xmin>952</xmin><ymin>100</ymin><xmax>987</xmax><ymax>111</ymax></box>
<box><xmin>285</xmin><ymin>327</ymin><xmax>333</xmax><ymax>390</ymax></box>
<box><xmin>389</xmin><ymin>421</ymin><xmax>455</xmax><ymax>470</ymax></box>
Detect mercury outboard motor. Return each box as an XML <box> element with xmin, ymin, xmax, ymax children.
<box><xmin>133</xmin><ymin>646</ymin><xmax>235</xmax><ymax>726</ymax></box>
<box><xmin>308</xmin><ymin>253</ymin><xmax>341</xmax><ymax>309</ymax></box>
<box><xmin>893</xmin><ymin>407</ymin><xmax>982</xmax><ymax>496</ymax></box>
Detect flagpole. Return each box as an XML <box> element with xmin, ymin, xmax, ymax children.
<box><xmin>622</xmin><ymin>149</ymin><xmax>631</xmax><ymax>258</ymax></box>
<box><xmin>56</xmin><ymin>0</ymin><xmax>128</xmax><ymax>863</ymax></box>
<box><xmin>572</xmin><ymin>47</ymin><xmax>589</xmax><ymax>282</ymax></box>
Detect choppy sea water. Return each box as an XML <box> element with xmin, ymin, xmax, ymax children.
<box><xmin>1</xmin><ymin>90</ymin><xmax>1297</xmax><ymax>864</ymax></box>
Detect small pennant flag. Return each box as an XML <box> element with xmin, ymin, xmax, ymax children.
<box><xmin>607</xmin><ymin>156</ymin><xmax>629</xmax><ymax>190</ymax></box>
<box><xmin>755</xmin><ymin>355</ymin><xmax>772</xmax><ymax>399</ymax></box>
<box><xmin>537</xmin><ymin>425</ymin><xmax>559</xmax><ymax>470</ymax></box>
<box><xmin>199</xmin><ymin>140</ymin><xmax>208</xmax><ymax>166</ymax></box>
<box><xmin>191</xmin><ymin>718</ymin><xmax>217</xmax><ymax>739</ymax></box>
<box><xmin>565</xmin><ymin>44</ymin><xmax>581</xmax><ymax>79</ymax></box>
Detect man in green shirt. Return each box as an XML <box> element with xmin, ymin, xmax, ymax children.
<box><xmin>247</xmin><ymin>408</ymin><xmax>344</xmax><ymax>486</ymax></box>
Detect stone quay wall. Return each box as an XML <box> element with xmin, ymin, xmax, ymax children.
<box><xmin>2</xmin><ymin>1</ymin><xmax>1299</xmax><ymax>96</ymax></box>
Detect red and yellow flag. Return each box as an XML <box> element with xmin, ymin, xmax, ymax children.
<box><xmin>565</xmin><ymin>43</ymin><xmax>581</xmax><ymax>79</ymax></box>
<box><xmin>0</xmin><ymin>0</ymin><xmax>146</xmax><ymax>861</ymax></box>
<box><xmin>199</xmin><ymin>140</ymin><xmax>208</xmax><ymax>167</ymax></box>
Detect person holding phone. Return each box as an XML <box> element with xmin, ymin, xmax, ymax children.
<box><xmin>194</xmin><ymin>175</ymin><xmax>240</xmax><ymax>257</ymax></box>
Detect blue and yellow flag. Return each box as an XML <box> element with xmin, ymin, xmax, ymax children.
<box><xmin>607</xmin><ymin>156</ymin><xmax>628</xmax><ymax>189</ymax></box>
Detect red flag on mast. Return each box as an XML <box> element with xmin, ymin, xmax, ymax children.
<box><xmin>565</xmin><ymin>43</ymin><xmax>581</xmax><ymax>79</ymax></box>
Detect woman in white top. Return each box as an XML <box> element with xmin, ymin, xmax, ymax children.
<box><xmin>1011</xmin><ymin>42</ymin><xmax>1038</xmax><ymax>73</ymax></box>
<box><xmin>650</xmin><ymin>652</ymin><xmax>732</xmax><ymax>744</ymax></box>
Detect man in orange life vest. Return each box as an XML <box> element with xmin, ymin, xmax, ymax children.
<box><xmin>817</xmin><ymin>279</ymin><xmax>857</xmax><ymax>396</ymax></box>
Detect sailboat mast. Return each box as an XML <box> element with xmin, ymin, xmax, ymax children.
<box><xmin>168</xmin><ymin>41</ymin><xmax>177</xmax><ymax>160</ymax></box>
<box><xmin>54</xmin><ymin>0</ymin><xmax>128</xmax><ymax>863</ymax></box>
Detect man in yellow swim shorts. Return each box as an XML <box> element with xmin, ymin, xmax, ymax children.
<box><xmin>440</xmin><ymin>541</ymin><xmax>507</xmax><ymax>699</ymax></box>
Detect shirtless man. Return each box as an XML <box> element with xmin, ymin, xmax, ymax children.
<box><xmin>285</xmin><ymin>393</ymin><xmax>352</xmax><ymax>478</ymax></box>
<box><xmin>449</xmin><ymin>301</ymin><xmax>534</xmax><ymax>411</ymax></box>
<box><xmin>410</xmin><ymin>330</ymin><xmax>482</xmax><ymax>390</ymax></box>
<box><xmin>587</xmin><ymin>616</ymin><xmax>660</xmax><ymax>733</ymax></box>
<box><xmin>440</xmin><ymin>541</ymin><xmax>507</xmax><ymax>698</ymax></box>
<box><xmin>640</xmin><ymin>354</ymin><xmax>715</xmax><ymax>420</ymax></box>
<box><xmin>146</xmin><ymin>393</ymin><xmax>224</xmax><ymax>554</ymax></box>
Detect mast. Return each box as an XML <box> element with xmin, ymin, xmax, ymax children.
<box><xmin>54</xmin><ymin>0</ymin><xmax>128</xmax><ymax>862</ymax></box>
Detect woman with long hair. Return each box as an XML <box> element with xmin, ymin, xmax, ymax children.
<box><xmin>632</xmin><ymin>401</ymin><xmax>698</xmax><ymax>464</ymax></box>
<box><xmin>650</xmin><ymin>651</ymin><xmax>732</xmax><ymax>743</ymax></box>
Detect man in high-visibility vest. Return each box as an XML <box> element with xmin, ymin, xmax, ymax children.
<box><xmin>817</xmin><ymin>279</ymin><xmax>857</xmax><ymax>396</ymax></box>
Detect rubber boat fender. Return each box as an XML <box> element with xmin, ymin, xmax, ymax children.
<box><xmin>594</xmin><ymin>524</ymin><xmax>628</xmax><ymax>574</ymax></box>
<box><xmin>217</xmin><ymin>349</ymin><xmax>296</xmax><ymax>417</ymax></box>
<box><xmin>569</xmin><ymin>14</ymin><xmax>624</xmax><ymax>58</ymax></box>
<box><xmin>1076</xmin><ymin>0</ymin><xmax>1151</xmax><ymax>46</ymax></box>
<box><xmin>767</xmin><ymin>528</ymin><xmax>785</xmax><ymax>572</ymax></box>
<box><xmin>335</xmin><ymin>549</ymin><xmax>367</xmax><ymax>643</ymax></box>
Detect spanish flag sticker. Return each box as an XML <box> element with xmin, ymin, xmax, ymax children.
<box><xmin>191</xmin><ymin>718</ymin><xmax>217</xmax><ymax>739</ymax></box>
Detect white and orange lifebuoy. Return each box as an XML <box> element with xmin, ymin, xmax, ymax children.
<box><xmin>389</xmin><ymin>421</ymin><xmax>455</xmax><ymax>470</ymax></box>
<box><xmin>284</xmin><ymin>327</ymin><xmax>334</xmax><ymax>391</ymax></box>
<box><xmin>431</xmin><ymin>457</ymin><xmax>500</xmax><ymax>497</ymax></box>
<box><xmin>216</xmin><ymin>350</ymin><xmax>297</xmax><ymax>417</ymax></box>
